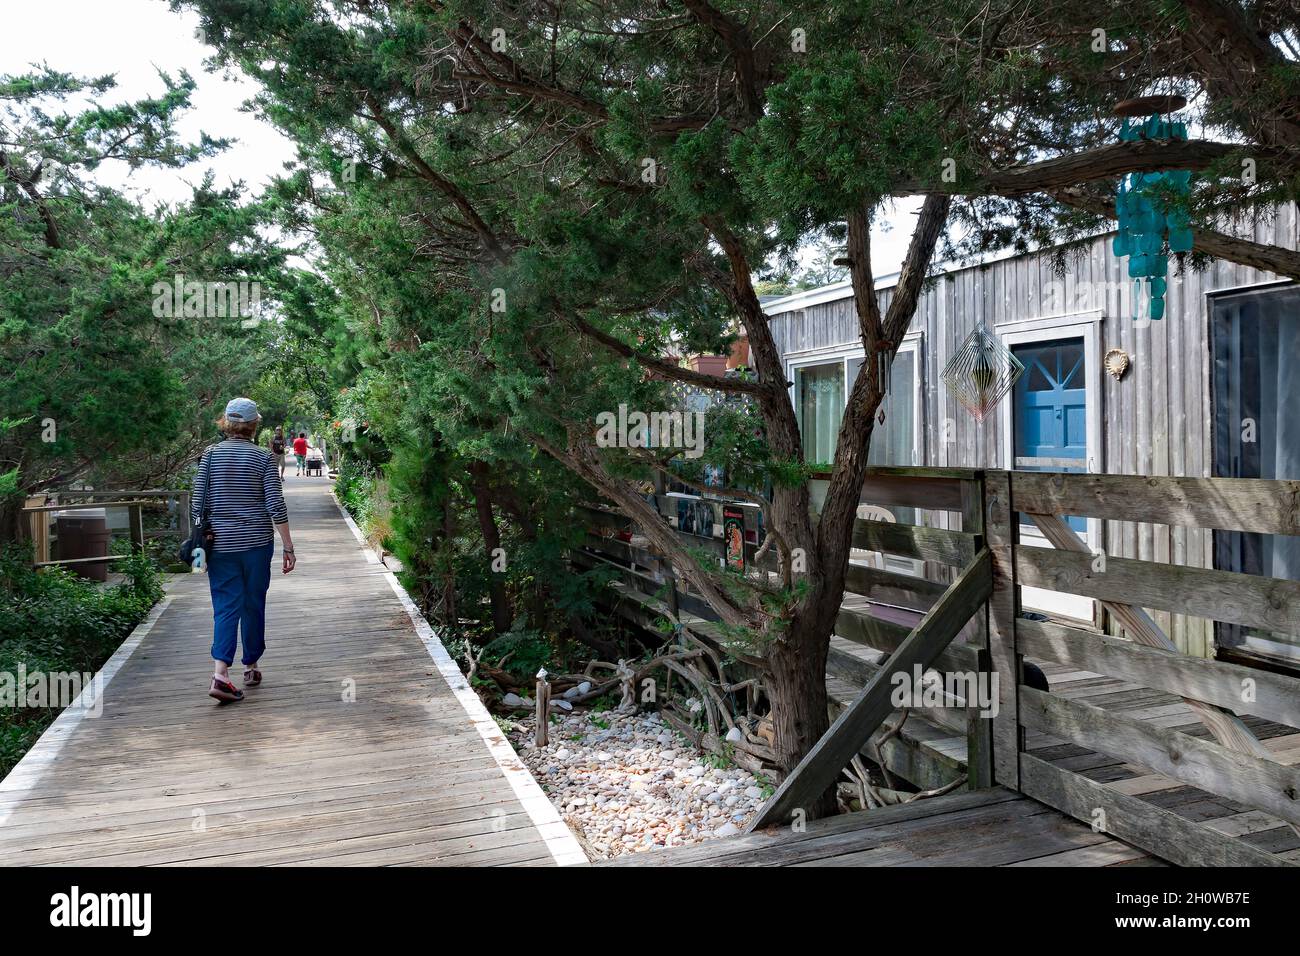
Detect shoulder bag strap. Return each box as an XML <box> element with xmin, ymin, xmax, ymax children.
<box><xmin>198</xmin><ymin>447</ymin><xmax>214</xmax><ymax>528</ymax></box>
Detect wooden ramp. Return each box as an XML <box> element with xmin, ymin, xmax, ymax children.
<box><xmin>0</xmin><ymin>477</ymin><xmax>585</xmax><ymax>867</ymax></box>
<box><xmin>1026</xmin><ymin>659</ymin><xmax>1300</xmax><ymax>864</ymax></box>
<box><xmin>597</xmin><ymin>787</ymin><xmax>1160</xmax><ymax>867</ymax></box>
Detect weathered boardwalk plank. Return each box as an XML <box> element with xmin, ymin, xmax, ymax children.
<box><xmin>599</xmin><ymin>786</ymin><xmax>1158</xmax><ymax>867</ymax></box>
<box><xmin>0</xmin><ymin>477</ymin><xmax>585</xmax><ymax>867</ymax></box>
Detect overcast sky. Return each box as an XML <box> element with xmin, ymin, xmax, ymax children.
<box><xmin>1</xmin><ymin>0</ymin><xmax>914</xmax><ymax>276</ymax></box>
<box><xmin>0</xmin><ymin>0</ymin><xmax>297</xmax><ymax>206</ymax></box>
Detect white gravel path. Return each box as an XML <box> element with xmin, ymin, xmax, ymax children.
<box><xmin>510</xmin><ymin>709</ymin><xmax>770</xmax><ymax>859</ymax></box>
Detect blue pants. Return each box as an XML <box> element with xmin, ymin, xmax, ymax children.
<box><xmin>207</xmin><ymin>542</ymin><xmax>274</xmax><ymax>666</ymax></box>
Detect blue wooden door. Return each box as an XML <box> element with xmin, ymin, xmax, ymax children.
<box><xmin>1014</xmin><ymin>339</ymin><xmax>1087</xmax><ymax>532</ymax></box>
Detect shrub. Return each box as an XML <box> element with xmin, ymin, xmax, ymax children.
<box><xmin>0</xmin><ymin>545</ymin><xmax>163</xmax><ymax>778</ymax></box>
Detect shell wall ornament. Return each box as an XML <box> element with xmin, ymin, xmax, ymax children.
<box><xmin>941</xmin><ymin>324</ymin><xmax>1025</xmax><ymax>422</ymax></box>
<box><xmin>1112</xmin><ymin>98</ymin><xmax>1194</xmax><ymax>322</ymax></box>
<box><xmin>1104</xmin><ymin>347</ymin><xmax>1131</xmax><ymax>380</ymax></box>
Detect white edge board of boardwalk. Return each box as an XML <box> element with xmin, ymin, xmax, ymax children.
<box><xmin>331</xmin><ymin>492</ymin><xmax>588</xmax><ymax>867</ymax></box>
<box><xmin>0</xmin><ymin>591</ymin><xmax>175</xmax><ymax>827</ymax></box>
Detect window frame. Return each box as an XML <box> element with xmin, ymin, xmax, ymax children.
<box><xmin>784</xmin><ymin>330</ymin><xmax>925</xmax><ymax>468</ymax></box>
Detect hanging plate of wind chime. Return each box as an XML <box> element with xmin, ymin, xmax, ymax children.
<box><xmin>1111</xmin><ymin>94</ymin><xmax>1194</xmax><ymax>321</ymax></box>
<box><xmin>941</xmin><ymin>323</ymin><xmax>1025</xmax><ymax>422</ymax></box>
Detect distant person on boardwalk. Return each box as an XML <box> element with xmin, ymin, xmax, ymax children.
<box><xmin>292</xmin><ymin>432</ymin><xmax>309</xmax><ymax>476</ymax></box>
<box><xmin>270</xmin><ymin>426</ymin><xmax>287</xmax><ymax>479</ymax></box>
<box><xmin>192</xmin><ymin>398</ymin><xmax>297</xmax><ymax>703</ymax></box>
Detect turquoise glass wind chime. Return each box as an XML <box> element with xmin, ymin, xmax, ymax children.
<box><xmin>1111</xmin><ymin>95</ymin><xmax>1194</xmax><ymax>320</ymax></box>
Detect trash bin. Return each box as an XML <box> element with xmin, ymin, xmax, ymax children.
<box><xmin>55</xmin><ymin>508</ymin><xmax>111</xmax><ymax>582</ymax></box>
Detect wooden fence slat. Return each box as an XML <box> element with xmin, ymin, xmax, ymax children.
<box><xmin>1014</xmin><ymin>544</ymin><xmax>1300</xmax><ymax>634</ymax></box>
<box><xmin>574</xmin><ymin>549</ymin><xmax>722</xmax><ymax>627</ymax></box>
<box><xmin>748</xmin><ymin>549</ymin><xmax>993</xmax><ymax>832</ymax></box>
<box><xmin>825</xmin><ymin>644</ymin><xmax>971</xmax><ymax>736</ymax></box>
<box><xmin>1019</xmin><ymin>755</ymin><xmax>1287</xmax><ymax>867</ymax></box>
<box><xmin>984</xmin><ymin>469</ymin><xmax>1022</xmax><ymax>789</ymax></box>
<box><xmin>852</xmin><ymin>519</ymin><xmax>981</xmax><ymax>566</ymax></box>
<box><xmin>843</xmin><ymin>563</ymin><xmax>946</xmax><ymax>611</ymax></box>
<box><xmin>1019</xmin><ymin>687</ymin><xmax>1300</xmax><ymax>829</ymax></box>
<box><xmin>1018</xmin><ymin>618</ymin><xmax>1300</xmax><ymax>730</ymax></box>
<box><xmin>962</xmin><ymin>476</ymin><xmax>994</xmax><ymax>790</ymax></box>
<box><xmin>1012</xmin><ymin>472</ymin><xmax>1300</xmax><ymax>535</ymax></box>
<box><xmin>807</xmin><ymin>468</ymin><xmax>973</xmax><ymax>510</ymax></box>
<box><xmin>1027</xmin><ymin>514</ymin><xmax>1292</xmax><ymax>809</ymax></box>
<box><xmin>834</xmin><ymin>607</ymin><xmax>979</xmax><ymax>673</ymax></box>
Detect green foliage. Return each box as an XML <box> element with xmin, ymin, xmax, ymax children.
<box><xmin>0</xmin><ymin>545</ymin><xmax>163</xmax><ymax>776</ymax></box>
<box><xmin>478</xmin><ymin>621</ymin><xmax>554</xmax><ymax>680</ymax></box>
<box><xmin>168</xmin><ymin>1</ymin><xmax>1300</xmax><ymax>749</ymax></box>
<box><xmin>335</xmin><ymin>456</ymin><xmax>379</xmax><ymax>526</ymax></box>
<box><xmin>0</xmin><ymin>66</ymin><xmax>292</xmax><ymax>507</ymax></box>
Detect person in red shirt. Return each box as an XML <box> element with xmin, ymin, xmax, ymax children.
<box><xmin>292</xmin><ymin>433</ymin><xmax>309</xmax><ymax>476</ymax></box>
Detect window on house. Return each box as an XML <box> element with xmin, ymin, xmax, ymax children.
<box><xmin>1211</xmin><ymin>284</ymin><xmax>1300</xmax><ymax>667</ymax></box>
<box><xmin>795</xmin><ymin>362</ymin><xmax>844</xmax><ymax>466</ymax></box>
<box><xmin>794</xmin><ymin>349</ymin><xmax>918</xmax><ymax>468</ymax></box>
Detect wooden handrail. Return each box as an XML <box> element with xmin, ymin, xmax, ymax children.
<box><xmin>22</xmin><ymin>500</ymin><xmax>171</xmax><ymax>513</ymax></box>
<box><xmin>46</xmin><ymin>489</ymin><xmax>188</xmax><ymax>498</ymax></box>
<box><xmin>747</xmin><ymin>548</ymin><xmax>993</xmax><ymax>831</ymax></box>
<box><xmin>33</xmin><ymin>555</ymin><xmax>130</xmax><ymax>568</ymax></box>
<box><xmin>1020</xmin><ymin>687</ymin><xmax>1300</xmax><ymax>829</ymax></box>
<box><xmin>1012</xmin><ymin>471</ymin><xmax>1300</xmax><ymax>535</ymax></box>
<box><xmin>1017</xmin><ymin>617</ymin><xmax>1300</xmax><ymax>729</ymax></box>
<box><xmin>1024</xmin><ymin>512</ymin><xmax>1300</xmax><ymax>839</ymax></box>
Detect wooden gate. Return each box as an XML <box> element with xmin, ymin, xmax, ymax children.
<box><xmin>989</xmin><ymin>470</ymin><xmax>1300</xmax><ymax>866</ymax></box>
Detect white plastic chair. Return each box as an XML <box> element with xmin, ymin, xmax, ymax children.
<box><xmin>853</xmin><ymin>503</ymin><xmax>896</xmax><ymax>569</ymax></box>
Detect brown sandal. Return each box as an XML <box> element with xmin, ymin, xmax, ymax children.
<box><xmin>209</xmin><ymin>676</ymin><xmax>244</xmax><ymax>702</ymax></box>
<box><xmin>243</xmin><ymin>668</ymin><xmax>262</xmax><ymax>687</ymax></box>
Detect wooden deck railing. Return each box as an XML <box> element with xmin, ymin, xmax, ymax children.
<box><xmin>22</xmin><ymin>490</ymin><xmax>191</xmax><ymax>568</ymax></box>
<box><xmin>577</xmin><ymin>468</ymin><xmax>998</xmax><ymax>809</ymax></box>
<box><xmin>998</xmin><ymin>469</ymin><xmax>1300</xmax><ymax>867</ymax></box>
<box><xmin>574</xmin><ymin>467</ymin><xmax>1300</xmax><ymax>865</ymax></box>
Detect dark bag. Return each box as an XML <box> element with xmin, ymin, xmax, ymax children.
<box><xmin>179</xmin><ymin>450</ymin><xmax>216</xmax><ymax>566</ymax></box>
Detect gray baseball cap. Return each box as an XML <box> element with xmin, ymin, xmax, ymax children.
<box><xmin>224</xmin><ymin>397</ymin><xmax>261</xmax><ymax>423</ymax></box>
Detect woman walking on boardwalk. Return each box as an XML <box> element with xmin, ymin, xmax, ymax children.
<box><xmin>191</xmin><ymin>398</ymin><xmax>297</xmax><ymax>702</ymax></box>
<box><xmin>270</xmin><ymin>426</ymin><xmax>288</xmax><ymax>479</ymax></box>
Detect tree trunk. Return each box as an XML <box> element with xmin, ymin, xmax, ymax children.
<box><xmin>764</xmin><ymin>605</ymin><xmax>837</xmax><ymax>819</ymax></box>
<box><xmin>0</xmin><ymin>496</ymin><xmax>24</xmax><ymax>549</ymax></box>
<box><xmin>468</xmin><ymin>463</ymin><xmax>514</xmax><ymax>634</ymax></box>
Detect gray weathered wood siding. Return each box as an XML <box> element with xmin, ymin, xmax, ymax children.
<box><xmin>770</xmin><ymin>204</ymin><xmax>1300</xmax><ymax>656</ymax></box>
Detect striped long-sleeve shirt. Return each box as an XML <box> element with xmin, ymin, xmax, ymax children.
<box><xmin>190</xmin><ymin>439</ymin><xmax>288</xmax><ymax>552</ymax></box>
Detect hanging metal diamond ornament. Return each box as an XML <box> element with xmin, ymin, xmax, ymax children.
<box><xmin>942</xmin><ymin>324</ymin><xmax>1025</xmax><ymax>421</ymax></box>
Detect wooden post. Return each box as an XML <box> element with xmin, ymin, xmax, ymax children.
<box><xmin>535</xmin><ymin>668</ymin><xmax>550</xmax><ymax>747</ymax></box>
<box><xmin>984</xmin><ymin>469</ymin><xmax>1023</xmax><ymax>789</ymax></box>
<box><xmin>128</xmin><ymin>502</ymin><xmax>145</xmax><ymax>553</ymax></box>
<box><xmin>24</xmin><ymin>495</ymin><xmax>50</xmax><ymax>564</ymax></box>
<box><xmin>961</xmin><ymin>475</ymin><xmax>994</xmax><ymax>790</ymax></box>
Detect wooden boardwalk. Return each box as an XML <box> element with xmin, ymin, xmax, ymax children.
<box><xmin>1027</xmin><ymin>659</ymin><xmax>1300</xmax><ymax>864</ymax></box>
<box><xmin>0</xmin><ymin>477</ymin><xmax>586</xmax><ymax>867</ymax></box>
<box><xmin>598</xmin><ymin>786</ymin><xmax>1158</xmax><ymax>866</ymax></box>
